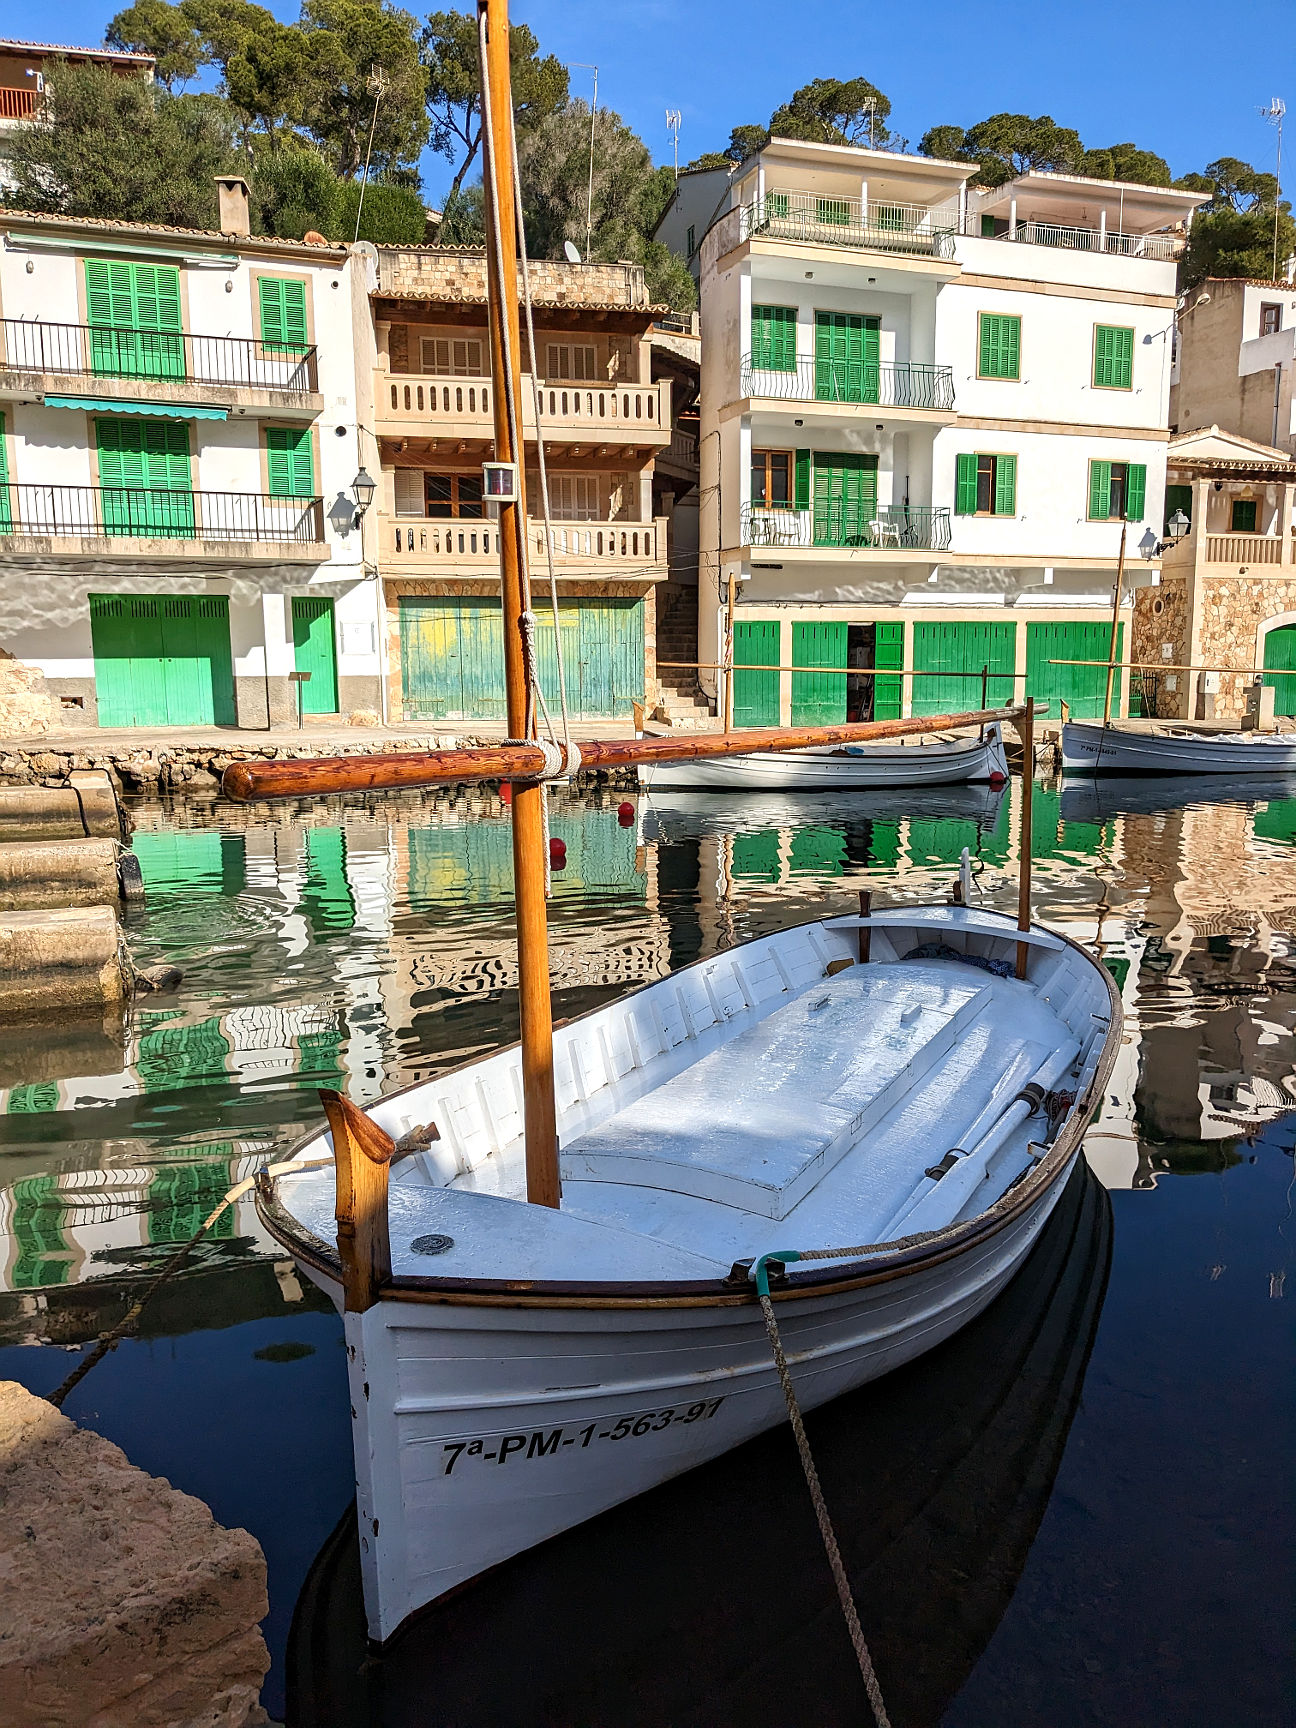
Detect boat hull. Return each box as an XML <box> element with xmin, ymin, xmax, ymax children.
<box><xmin>640</xmin><ymin>725</ymin><xmax>1007</xmax><ymax>790</ymax></box>
<box><xmin>1062</xmin><ymin>721</ymin><xmax>1296</xmax><ymax>775</ymax></box>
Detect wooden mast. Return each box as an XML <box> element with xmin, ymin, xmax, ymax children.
<box><xmin>1102</xmin><ymin>517</ymin><xmax>1128</xmax><ymax>728</ymax></box>
<box><xmin>480</xmin><ymin>0</ymin><xmax>559</xmax><ymax>1208</ymax></box>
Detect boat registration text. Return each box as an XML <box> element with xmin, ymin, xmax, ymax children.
<box><xmin>441</xmin><ymin>1399</ymin><xmax>725</xmax><ymax>1475</ymax></box>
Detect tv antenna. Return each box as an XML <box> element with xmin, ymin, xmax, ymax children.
<box><xmin>354</xmin><ymin>64</ymin><xmax>389</xmax><ymax>243</ymax></box>
<box><xmin>569</xmin><ymin>63</ymin><xmax>598</xmax><ymax>259</ymax></box>
<box><xmin>1260</xmin><ymin>97</ymin><xmax>1286</xmax><ymax>280</ymax></box>
<box><xmin>666</xmin><ymin>109</ymin><xmax>682</xmax><ymax>178</ymax></box>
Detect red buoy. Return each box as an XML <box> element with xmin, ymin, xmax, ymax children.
<box><xmin>617</xmin><ymin>799</ymin><xmax>635</xmax><ymax>826</ymax></box>
<box><xmin>500</xmin><ymin>781</ymin><xmax>513</xmax><ymax>802</ymax></box>
<box><xmin>988</xmin><ymin>770</ymin><xmax>1008</xmax><ymax>786</ymax></box>
<box><xmin>549</xmin><ymin>837</ymin><xmax>567</xmax><ymax>868</ymax></box>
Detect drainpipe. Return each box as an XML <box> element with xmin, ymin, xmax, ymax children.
<box><xmin>1274</xmin><ymin>363</ymin><xmax>1284</xmax><ymax>450</ymax></box>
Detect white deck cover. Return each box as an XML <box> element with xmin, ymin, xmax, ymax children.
<box><xmin>559</xmin><ymin>964</ymin><xmax>986</xmax><ymax>1219</ymax></box>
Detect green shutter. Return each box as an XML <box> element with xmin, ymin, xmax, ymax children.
<box><xmin>955</xmin><ymin>452</ymin><xmax>978</xmax><ymax>515</ymax></box>
<box><xmin>1094</xmin><ymin>324</ymin><xmax>1133</xmax><ymax>389</ymax></box>
<box><xmin>979</xmin><ymin>313</ymin><xmax>1020</xmax><ymax>380</ymax></box>
<box><xmin>873</xmin><ymin>621</ymin><xmax>903</xmax><ymax>721</ymax></box>
<box><xmin>0</xmin><ymin>411</ymin><xmax>10</xmax><ymax>533</ymax></box>
<box><xmin>267</xmin><ymin>426</ymin><xmax>315</xmax><ymax>497</ymax></box>
<box><xmin>993</xmin><ymin>453</ymin><xmax>1017</xmax><ymax>516</ymax></box>
<box><xmin>1164</xmin><ymin>483</ymin><xmax>1193</xmax><ymax>532</ymax></box>
<box><xmin>751</xmin><ymin>304</ymin><xmax>796</xmax><ymax>372</ymax></box>
<box><xmin>814</xmin><ymin>312</ymin><xmax>879</xmax><ymax>403</ymax></box>
<box><xmin>1125</xmin><ymin>463</ymin><xmax>1146</xmax><ymax>521</ymax></box>
<box><xmin>1088</xmin><ymin>460</ymin><xmax>1112</xmax><ymax>520</ymax></box>
<box><xmin>812</xmin><ymin>452</ymin><xmax>877</xmax><ymax>545</ymax></box>
<box><xmin>790</xmin><ymin>621</ymin><xmax>847</xmax><ymax>725</ymax></box>
<box><xmin>86</xmin><ymin>259</ymin><xmax>183</xmax><ymax>379</ymax></box>
<box><xmin>97</xmin><ymin>418</ymin><xmax>193</xmax><ymax>537</ymax></box>
<box><xmin>259</xmin><ymin>277</ymin><xmax>309</xmax><ymax>355</ymax></box>
<box><xmin>794</xmin><ymin>448</ymin><xmax>811</xmax><ymax>510</ymax></box>
<box><xmin>1231</xmin><ymin>498</ymin><xmax>1258</xmax><ymax>532</ymax></box>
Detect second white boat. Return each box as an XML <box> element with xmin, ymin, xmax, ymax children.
<box><xmin>639</xmin><ymin>723</ymin><xmax>1009</xmax><ymax>791</ymax></box>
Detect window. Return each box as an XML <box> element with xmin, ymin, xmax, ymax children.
<box><xmin>421</xmin><ymin>336</ymin><xmax>483</xmax><ymax>375</ymax></box>
<box><xmin>686</xmin><ymin>224</ymin><xmax>696</xmax><ymax>256</ymax></box>
<box><xmin>751</xmin><ymin>449</ymin><xmax>793</xmax><ymax>509</ymax></box>
<box><xmin>816</xmin><ymin>196</ymin><xmax>851</xmax><ymax>227</ymax></box>
<box><xmin>1231</xmin><ymin>498</ymin><xmax>1258</xmax><ymax>532</ymax></box>
<box><xmin>257</xmin><ymin>277</ymin><xmax>309</xmax><ymax>356</ymax></box>
<box><xmin>266</xmin><ymin>426</ymin><xmax>315</xmax><ymax>498</ymax></box>
<box><xmin>766</xmin><ymin>191</ymin><xmax>790</xmax><ymax>219</ymax></box>
<box><xmin>751</xmin><ymin>304</ymin><xmax>797</xmax><ymax>372</ymax></box>
<box><xmin>955</xmin><ymin>452</ymin><xmax>1016</xmax><ymax>516</ymax></box>
<box><xmin>978</xmin><ymin>312</ymin><xmax>1021</xmax><ymax>380</ymax></box>
<box><xmin>1088</xmin><ymin>460</ymin><xmax>1147</xmax><ymax>521</ymax></box>
<box><xmin>85</xmin><ymin>260</ymin><xmax>184</xmax><ymax>379</ymax></box>
<box><xmin>425</xmin><ymin>474</ymin><xmax>484</xmax><ymax>518</ymax></box>
<box><xmin>549</xmin><ymin>473</ymin><xmax>601</xmax><ymax>520</ymax></box>
<box><xmin>545</xmin><ymin>343</ymin><xmax>597</xmax><ymax>381</ymax></box>
<box><xmin>1093</xmin><ymin>324</ymin><xmax>1135</xmax><ymax>390</ymax></box>
<box><xmin>394</xmin><ymin>469</ymin><xmax>425</xmax><ymax>516</ymax></box>
<box><xmin>1261</xmin><ymin>303</ymin><xmax>1283</xmax><ymax>337</ymax></box>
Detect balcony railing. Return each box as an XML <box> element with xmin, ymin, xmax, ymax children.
<box><xmin>1204</xmin><ymin>533</ymin><xmax>1285</xmax><ymax>564</ymax></box>
<box><xmin>0</xmin><ymin>319</ymin><xmax>319</xmax><ymax>394</ymax></box>
<box><xmin>385</xmin><ymin>513</ymin><xmax>664</xmax><ymax>565</ymax></box>
<box><xmin>964</xmin><ymin>214</ymin><xmax>1182</xmax><ymax>262</ymax></box>
<box><xmin>741</xmin><ymin>502</ymin><xmax>952</xmax><ymax>552</ymax></box>
<box><xmin>381</xmin><ymin>372</ymin><xmax>664</xmax><ymax>433</ymax></box>
<box><xmin>0</xmin><ymin>484</ymin><xmax>325</xmax><ymax>544</ymax></box>
<box><xmin>740</xmin><ymin>192</ymin><xmax>958</xmax><ymax>258</ymax></box>
<box><xmin>739</xmin><ymin>352</ymin><xmax>955</xmax><ymax>410</ymax></box>
<box><xmin>0</xmin><ymin>88</ymin><xmax>39</xmax><ymax>121</ymax></box>
<box><xmin>665</xmin><ymin>427</ymin><xmax>699</xmax><ymax>466</ymax></box>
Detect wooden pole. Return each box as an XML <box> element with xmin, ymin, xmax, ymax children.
<box><xmin>322</xmin><ymin>1089</ymin><xmax>393</xmax><ymax>1312</ymax></box>
<box><xmin>857</xmin><ymin>888</ymin><xmax>872</xmax><ymax>964</ymax></box>
<box><xmin>480</xmin><ymin>0</ymin><xmax>559</xmax><ymax>1207</ymax></box>
<box><xmin>1102</xmin><ymin>519</ymin><xmax>1128</xmax><ymax>728</ymax></box>
<box><xmin>1015</xmin><ymin>697</ymin><xmax>1035</xmax><ymax>979</ymax></box>
<box><xmin>723</xmin><ymin>569</ymin><xmax>736</xmax><ymax>733</ymax></box>
<box><xmin>222</xmin><ymin>703</ymin><xmax>1026</xmax><ymax>801</ymax></box>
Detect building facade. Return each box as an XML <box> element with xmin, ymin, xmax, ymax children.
<box><xmin>369</xmin><ymin>247</ymin><xmax>672</xmax><ymax>723</ymax></box>
<box><xmin>1171</xmin><ymin>275</ymin><xmax>1296</xmax><ymax>455</ymax></box>
<box><xmin>697</xmin><ymin>138</ymin><xmax>1206</xmax><ymax>725</ymax></box>
<box><xmin>0</xmin><ymin>192</ymin><xmax>385</xmax><ymax>728</ymax></box>
<box><xmin>0</xmin><ymin>36</ymin><xmax>155</xmax><ymax>188</ymax></box>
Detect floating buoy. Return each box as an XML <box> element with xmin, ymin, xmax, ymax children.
<box><xmin>617</xmin><ymin>800</ymin><xmax>635</xmax><ymax>826</ymax></box>
<box><xmin>500</xmin><ymin>781</ymin><xmax>512</xmax><ymax>802</ymax></box>
<box><xmin>988</xmin><ymin>770</ymin><xmax>1008</xmax><ymax>786</ymax></box>
<box><xmin>548</xmin><ymin>837</ymin><xmax>567</xmax><ymax>868</ymax></box>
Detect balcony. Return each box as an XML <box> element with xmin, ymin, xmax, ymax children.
<box><xmin>0</xmin><ymin>485</ymin><xmax>326</xmax><ymax>561</ymax></box>
<box><xmin>960</xmin><ymin>213</ymin><xmax>1182</xmax><ymax>263</ymax></box>
<box><xmin>0</xmin><ymin>87</ymin><xmax>39</xmax><ymax>125</ymax></box>
<box><xmin>377</xmin><ymin>371</ymin><xmax>668</xmax><ymax>447</ymax></box>
<box><xmin>739</xmin><ymin>192</ymin><xmax>959</xmax><ymax>259</ymax></box>
<box><xmin>381</xmin><ymin>512</ymin><xmax>667</xmax><ymax>577</ymax></box>
<box><xmin>0</xmin><ymin>319</ymin><xmax>322</xmax><ymax>413</ymax></box>
<box><xmin>741</xmin><ymin>502</ymin><xmax>952</xmax><ymax>554</ymax></box>
<box><xmin>739</xmin><ymin>353</ymin><xmax>955</xmax><ymax>413</ymax></box>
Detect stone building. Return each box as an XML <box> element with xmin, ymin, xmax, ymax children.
<box><xmin>1133</xmin><ymin>424</ymin><xmax>1296</xmax><ymax>718</ymax></box>
<box><xmin>1171</xmin><ymin>275</ymin><xmax>1296</xmax><ymax>455</ymax></box>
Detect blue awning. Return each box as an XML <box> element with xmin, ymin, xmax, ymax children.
<box><xmin>43</xmin><ymin>396</ymin><xmax>229</xmax><ymax>421</ymax></box>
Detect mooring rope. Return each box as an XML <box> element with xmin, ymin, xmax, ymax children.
<box><xmin>753</xmin><ymin>1255</ymin><xmax>892</xmax><ymax>1728</ymax></box>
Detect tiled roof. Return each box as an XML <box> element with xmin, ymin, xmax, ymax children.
<box><xmin>376</xmin><ymin>285</ymin><xmax>670</xmax><ymax>314</ymax></box>
<box><xmin>0</xmin><ymin>37</ymin><xmax>154</xmax><ymax>64</ymax></box>
<box><xmin>0</xmin><ymin>207</ymin><xmax>347</xmax><ymax>255</ymax></box>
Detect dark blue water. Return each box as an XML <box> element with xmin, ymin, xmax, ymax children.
<box><xmin>1</xmin><ymin>777</ymin><xmax>1292</xmax><ymax>1725</ymax></box>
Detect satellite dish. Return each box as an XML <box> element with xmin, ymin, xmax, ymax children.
<box><xmin>563</xmin><ymin>241</ymin><xmax>582</xmax><ymax>264</ymax></box>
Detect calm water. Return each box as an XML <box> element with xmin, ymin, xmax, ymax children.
<box><xmin>1</xmin><ymin>776</ymin><xmax>1292</xmax><ymax>1726</ymax></box>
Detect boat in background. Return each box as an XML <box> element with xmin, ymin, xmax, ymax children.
<box><xmin>640</xmin><ymin>722</ymin><xmax>1008</xmax><ymax>791</ymax></box>
<box><xmin>1062</xmin><ymin>721</ymin><xmax>1296</xmax><ymax>776</ymax></box>
<box><xmin>1060</xmin><ymin>773</ymin><xmax>1296</xmax><ymax>824</ymax></box>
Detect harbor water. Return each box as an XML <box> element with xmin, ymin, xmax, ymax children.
<box><xmin>0</xmin><ymin>775</ymin><xmax>1291</xmax><ymax>1726</ymax></box>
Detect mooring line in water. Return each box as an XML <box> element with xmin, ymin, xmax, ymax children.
<box><xmin>753</xmin><ymin>1252</ymin><xmax>893</xmax><ymax>1728</ymax></box>
<box><xmin>46</xmin><ymin>1154</ymin><xmax>335</xmax><ymax>1410</ymax></box>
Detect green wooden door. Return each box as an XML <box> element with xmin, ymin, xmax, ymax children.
<box><xmin>90</xmin><ymin>594</ymin><xmax>235</xmax><ymax>726</ymax></box>
<box><xmin>9</xmin><ymin>1174</ymin><xmax>72</xmax><ymax>1289</ymax></box>
<box><xmin>874</xmin><ymin>620</ymin><xmax>903</xmax><ymax>720</ymax></box>
<box><xmin>292</xmin><ymin>596</ymin><xmax>338</xmax><ymax>713</ymax></box>
<box><xmin>1026</xmin><ymin>621</ymin><xmax>1124</xmax><ymax>719</ymax></box>
<box><xmin>911</xmin><ymin>621</ymin><xmax>1016</xmax><ymax>716</ymax></box>
<box><xmin>148</xmin><ymin>1157</ymin><xmax>234</xmax><ymax>1245</ymax></box>
<box><xmin>300</xmin><ymin>827</ymin><xmax>356</xmax><ymax>932</ymax></box>
<box><xmin>813</xmin><ymin>453</ymin><xmax>877</xmax><ymax>546</ymax></box>
<box><xmin>85</xmin><ymin>260</ymin><xmax>184</xmax><ymax>380</ymax></box>
<box><xmin>733</xmin><ymin>619</ymin><xmax>780</xmax><ymax>727</ymax></box>
<box><xmin>96</xmin><ymin>418</ymin><xmax>194</xmax><ymax>537</ymax></box>
<box><xmin>791</xmin><ymin>620</ymin><xmax>847</xmax><ymax>724</ymax></box>
<box><xmin>814</xmin><ymin>312</ymin><xmax>880</xmax><ymax>402</ymax></box>
<box><xmin>1263</xmin><ymin>625</ymin><xmax>1296</xmax><ymax>716</ymax></box>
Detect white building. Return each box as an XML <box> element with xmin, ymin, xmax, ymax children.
<box><xmin>698</xmin><ymin>139</ymin><xmax>1207</xmax><ymax>724</ymax></box>
<box><xmin>0</xmin><ymin>183</ymin><xmax>386</xmax><ymax>728</ymax></box>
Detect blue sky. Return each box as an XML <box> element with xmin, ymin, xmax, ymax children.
<box><xmin>24</xmin><ymin>0</ymin><xmax>1292</xmax><ymax>201</ymax></box>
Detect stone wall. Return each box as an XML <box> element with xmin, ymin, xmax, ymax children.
<box><xmin>376</xmin><ymin>248</ymin><xmax>650</xmax><ymax>308</ymax></box>
<box><xmin>1132</xmin><ymin>576</ymin><xmax>1191</xmax><ymax>717</ymax></box>
<box><xmin>1197</xmin><ymin>575</ymin><xmax>1296</xmax><ymax>718</ymax></box>
<box><xmin>0</xmin><ymin>651</ymin><xmax>53</xmax><ymax>737</ymax></box>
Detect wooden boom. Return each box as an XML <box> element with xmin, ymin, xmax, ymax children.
<box><xmin>221</xmin><ymin>704</ymin><xmax>1025</xmax><ymax>802</ymax></box>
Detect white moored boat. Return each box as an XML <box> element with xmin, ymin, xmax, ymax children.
<box><xmin>256</xmin><ymin>900</ymin><xmax>1119</xmax><ymax>1642</ymax></box>
<box><xmin>640</xmin><ymin>723</ymin><xmax>1008</xmax><ymax>791</ymax></box>
<box><xmin>1062</xmin><ymin>720</ymin><xmax>1296</xmax><ymax>775</ymax></box>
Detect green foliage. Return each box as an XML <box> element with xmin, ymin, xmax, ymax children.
<box><xmin>918</xmin><ymin>123</ymin><xmax>976</xmax><ymax>164</ymax></box>
<box><xmin>334</xmin><ymin>177</ymin><xmax>428</xmax><ymax>242</ymax></box>
<box><xmin>250</xmin><ymin>141</ymin><xmax>341</xmax><ymax>236</ymax></box>
<box><xmin>1180</xmin><ymin>204</ymin><xmax>1296</xmax><ymax>287</ymax></box>
<box><xmin>683</xmin><ymin>151</ymin><xmax>731</xmax><ymax>173</ymax></box>
<box><xmin>422</xmin><ymin>8</ymin><xmax>567</xmax><ymax>199</ymax></box>
<box><xmin>725</xmin><ymin>123</ymin><xmax>770</xmax><ymax>163</ymax></box>
<box><xmin>636</xmin><ymin>238</ymin><xmax>697</xmax><ymax>312</ymax></box>
<box><xmin>768</xmin><ymin>77</ymin><xmax>891</xmax><ymax>149</ymax></box>
<box><xmin>106</xmin><ymin>0</ymin><xmax>202</xmax><ymax>88</ymax></box>
<box><xmin>437</xmin><ymin>182</ymin><xmax>485</xmax><ymax>245</ymax></box>
<box><xmin>297</xmin><ymin>0</ymin><xmax>429</xmax><ymax>177</ymax></box>
<box><xmin>1081</xmin><ymin>143</ymin><xmax>1171</xmax><ymax>187</ymax></box>
<box><xmin>963</xmin><ymin>113</ymin><xmax>1084</xmax><ymax>184</ymax></box>
<box><xmin>1177</xmin><ymin>156</ymin><xmax>1280</xmax><ymax>213</ymax></box>
<box><xmin>3</xmin><ymin>58</ymin><xmax>236</xmax><ymax>227</ymax></box>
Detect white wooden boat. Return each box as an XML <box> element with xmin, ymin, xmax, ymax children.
<box><xmin>1060</xmin><ymin>773</ymin><xmax>1296</xmax><ymax>824</ymax></box>
<box><xmin>1062</xmin><ymin>720</ymin><xmax>1296</xmax><ymax>775</ymax></box>
<box><xmin>256</xmin><ymin>900</ymin><xmax>1119</xmax><ymax>1642</ymax></box>
<box><xmin>640</xmin><ymin>723</ymin><xmax>1008</xmax><ymax>791</ymax></box>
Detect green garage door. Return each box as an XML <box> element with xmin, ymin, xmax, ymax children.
<box><xmin>399</xmin><ymin>596</ymin><xmax>643</xmax><ymax>720</ymax></box>
<box><xmin>1263</xmin><ymin>625</ymin><xmax>1296</xmax><ymax>716</ymax></box>
<box><xmin>791</xmin><ymin>620</ymin><xmax>846</xmax><ymax>724</ymax></box>
<box><xmin>1026</xmin><ymin>621</ymin><xmax>1124</xmax><ymax>720</ymax></box>
<box><xmin>90</xmin><ymin>595</ymin><xmax>235</xmax><ymax>726</ymax></box>
<box><xmin>732</xmin><ymin>619</ymin><xmax>780</xmax><ymax>727</ymax></box>
<box><xmin>291</xmin><ymin>596</ymin><xmax>339</xmax><ymax>713</ymax></box>
<box><xmin>911</xmin><ymin>621</ymin><xmax>1016</xmax><ymax>717</ymax></box>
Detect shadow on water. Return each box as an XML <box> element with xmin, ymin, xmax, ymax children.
<box><xmin>286</xmin><ymin>1164</ymin><xmax>1111</xmax><ymax>1728</ymax></box>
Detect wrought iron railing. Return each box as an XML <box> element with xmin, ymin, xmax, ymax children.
<box><xmin>741</xmin><ymin>502</ymin><xmax>952</xmax><ymax>551</ymax></box>
<box><xmin>963</xmin><ymin>214</ymin><xmax>1182</xmax><ymax>262</ymax></box>
<box><xmin>0</xmin><ymin>484</ymin><xmax>325</xmax><ymax>544</ymax></box>
<box><xmin>741</xmin><ymin>192</ymin><xmax>958</xmax><ymax>258</ymax></box>
<box><xmin>739</xmin><ymin>352</ymin><xmax>955</xmax><ymax>410</ymax></box>
<box><xmin>0</xmin><ymin>318</ymin><xmax>320</xmax><ymax>393</ymax></box>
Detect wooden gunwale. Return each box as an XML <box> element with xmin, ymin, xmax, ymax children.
<box><xmin>253</xmin><ymin>914</ymin><xmax>1121</xmax><ymax>1310</ymax></box>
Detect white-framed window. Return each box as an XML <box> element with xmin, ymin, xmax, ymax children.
<box><xmin>550</xmin><ymin>473</ymin><xmax>601</xmax><ymax>520</ymax></box>
<box><xmin>546</xmin><ymin>342</ymin><xmax>598</xmax><ymax>381</ymax></box>
<box><xmin>421</xmin><ymin>336</ymin><xmax>484</xmax><ymax>376</ymax></box>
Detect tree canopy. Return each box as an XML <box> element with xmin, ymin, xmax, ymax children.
<box><xmin>768</xmin><ymin>77</ymin><xmax>892</xmax><ymax>149</ymax></box>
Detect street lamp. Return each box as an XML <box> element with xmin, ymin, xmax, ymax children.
<box><xmin>1166</xmin><ymin>508</ymin><xmax>1190</xmax><ymax>542</ymax></box>
<box><xmin>352</xmin><ymin>467</ymin><xmax>377</xmax><ymax>518</ymax></box>
<box><xmin>1138</xmin><ymin>526</ymin><xmax>1160</xmax><ymax>560</ymax></box>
